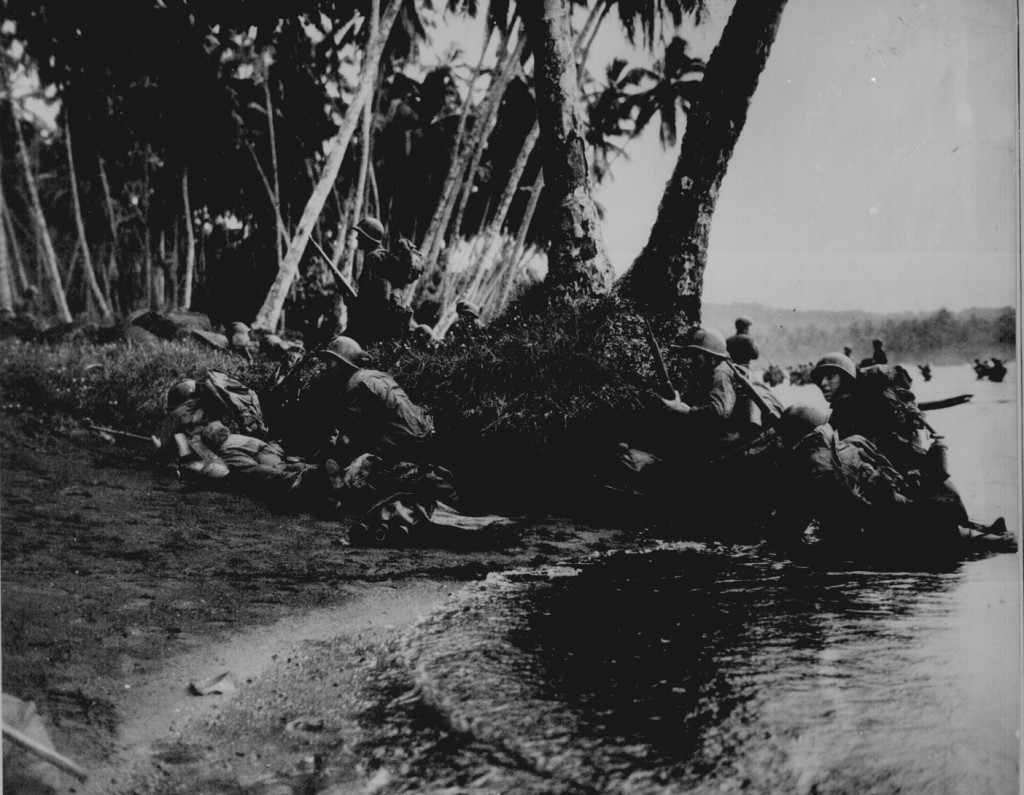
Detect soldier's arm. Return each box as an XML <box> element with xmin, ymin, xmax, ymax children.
<box><xmin>684</xmin><ymin>368</ymin><xmax>735</xmax><ymax>422</ymax></box>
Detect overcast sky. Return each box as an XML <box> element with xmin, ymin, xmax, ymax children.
<box><xmin>433</xmin><ymin>0</ymin><xmax>1019</xmax><ymax>313</ymax></box>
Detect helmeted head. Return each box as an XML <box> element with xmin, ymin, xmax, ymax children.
<box><xmin>315</xmin><ymin>335</ymin><xmax>370</xmax><ymax>370</ymax></box>
<box><xmin>811</xmin><ymin>352</ymin><xmax>857</xmax><ymax>403</ymax></box>
<box><xmin>412</xmin><ymin>323</ymin><xmax>436</xmax><ymax>341</ymax></box>
<box><xmin>456</xmin><ymin>299</ymin><xmax>480</xmax><ymax>319</ymax></box>
<box><xmin>735</xmin><ymin>316</ymin><xmax>753</xmax><ymax>332</ymax></box>
<box><xmin>683</xmin><ymin>327</ymin><xmax>729</xmax><ymax>360</ymax></box>
<box><xmin>229</xmin><ymin>321</ymin><xmax>250</xmax><ymax>333</ymax></box>
<box><xmin>354</xmin><ymin>217</ymin><xmax>384</xmax><ymax>247</ymax></box>
<box><xmin>166</xmin><ymin>379</ymin><xmax>197</xmax><ymax>411</ymax></box>
<box><xmin>200</xmin><ymin>420</ymin><xmax>231</xmax><ymax>450</ymax></box>
<box><xmin>872</xmin><ymin>338</ymin><xmax>884</xmax><ymax>348</ymax></box>
<box><xmin>778</xmin><ymin>403</ymin><xmax>828</xmax><ymax>447</ymax></box>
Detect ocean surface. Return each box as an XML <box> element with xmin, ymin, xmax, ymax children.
<box><xmin>413</xmin><ymin>364</ymin><xmax>1021</xmax><ymax>793</ymax></box>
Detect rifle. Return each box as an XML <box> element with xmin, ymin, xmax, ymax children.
<box><xmin>725</xmin><ymin>360</ymin><xmax>783</xmax><ymax>428</ymax></box>
<box><xmin>89</xmin><ymin>425</ymin><xmax>159</xmax><ymax>447</ymax></box>
<box><xmin>641</xmin><ymin>318</ymin><xmax>677</xmax><ymax>400</ymax></box>
<box><xmin>309</xmin><ymin>238</ymin><xmax>358</xmax><ymax>302</ymax></box>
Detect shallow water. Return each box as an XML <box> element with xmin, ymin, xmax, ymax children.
<box><xmin>515</xmin><ymin>364</ymin><xmax>1020</xmax><ymax>793</ymax></box>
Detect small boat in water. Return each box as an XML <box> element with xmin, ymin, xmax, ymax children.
<box><xmin>919</xmin><ymin>394</ymin><xmax>973</xmax><ymax>411</ymax></box>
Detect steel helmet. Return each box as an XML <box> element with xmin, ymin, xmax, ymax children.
<box><xmin>456</xmin><ymin>299</ymin><xmax>480</xmax><ymax>319</ymax></box>
<box><xmin>683</xmin><ymin>327</ymin><xmax>729</xmax><ymax>359</ymax></box>
<box><xmin>811</xmin><ymin>352</ymin><xmax>857</xmax><ymax>383</ymax></box>
<box><xmin>354</xmin><ymin>217</ymin><xmax>384</xmax><ymax>245</ymax></box>
<box><xmin>778</xmin><ymin>403</ymin><xmax>828</xmax><ymax>445</ymax></box>
<box><xmin>166</xmin><ymin>379</ymin><xmax>197</xmax><ymax>411</ymax></box>
<box><xmin>316</xmin><ymin>335</ymin><xmax>368</xmax><ymax>369</ymax></box>
<box><xmin>735</xmin><ymin>316</ymin><xmax>753</xmax><ymax>331</ymax></box>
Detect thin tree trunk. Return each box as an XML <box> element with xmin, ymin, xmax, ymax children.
<box><xmin>64</xmin><ymin>111</ymin><xmax>112</xmax><ymax>318</ymax></box>
<box><xmin>0</xmin><ymin>155</ymin><xmax>14</xmax><ymax>318</ymax></box>
<box><xmin>141</xmin><ymin>151</ymin><xmax>153</xmax><ymax>309</ymax></box>
<box><xmin>446</xmin><ymin>30</ymin><xmax>528</xmax><ymax>253</ymax></box>
<box><xmin>420</xmin><ymin>23</ymin><xmax>521</xmax><ymax>270</ymax></box>
<box><xmin>3</xmin><ymin>201</ymin><xmax>31</xmax><ymax>294</ymax></box>
<box><xmin>519</xmin><ymin>0</ymin><xmax>613</xmax><ymax>295</ymax></box>
<box><xmin>253</xmin><ymin>0</ymin><xmax>400</xmax><ymax>331</ymax></box>
<box><xmin>181</xmin><ymin>169</ymin><xmax>196</xmax><ymax>310</ymax></box>
<box><xmin>264</xmin><ymin>71</ymin><xmax>285</xmax><ymax>268</ymax></box>
<box><xmin>342</xmin><ymin>76</ymin><xmax>376</xmax><ymax>276</ymax></box>
<box><xmin>8</xmin><ymin>98</ymin><xmax>73</xmax><ymax>322</ymax></box>
<box><xmin>618</xmin><ymin>0</ymin><xmax>789</xmax><ymax>327</ymax></box>
<box><xmin>499</xmin><ymin>171</ymin><xmax>544</xmax><ymax>311</ymax></box>
<box><xmin>417</xmin><ymin>24</ymin><xmax>495</xmax><ymax>255</ymax></box>
<box><xmin>96</xmin><ymin>153</ymin><xmax>121</xmax><ymax>310</ymax></box>
<box><xmin>0</xmin><ymin>224</ymin><xmax>12</xmax><ymax>318</ymax></box>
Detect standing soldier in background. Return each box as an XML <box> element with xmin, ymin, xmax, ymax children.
<box><xmin>726</xmin><ymin>316</ymin><xmax>759</xmax><ymax>368</ymax></box>
<box><xmin>344</xmin><ymin>217</ymin><xmax>413</xmax><ymax>346</ymax></box>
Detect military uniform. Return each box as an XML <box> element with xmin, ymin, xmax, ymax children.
<box><xmin>346</xmin><ymin>247</ymin><xmax>411</xmax><ymax>345</ymax></box>
<box><xmin>725</xmin><ymin>332</ymin><xmax>759</xmax><ymax>366</ymax></box>
<box><xmin>332</xmin><ymin>369</ymin><xmax>434</xmax><ymax>464</ymax></box>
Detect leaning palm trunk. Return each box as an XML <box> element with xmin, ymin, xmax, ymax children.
<box><xmin>447</xmin><ymin>32</ymin><xmax>528</xmax><ymax>257</ymax></box>
<box><xmin>9</xmin><ymin>100</ymin><xmax>73</xmax><ymax>322</ymax></box>
<box><xmin>96</xmin><ymin>153</ymin><xmax>122</xmax><ymax>305</ymax></box>
<box><xmin>64</xmin><ymin>112</ymin><xmax>112</xmax><ymax>318</ymax></box>
<box><xmin>420</xmin><ymin>24</ymin><xmax>523</xmax><ymax>272</ymax></box>
<box><xmin>496</xmin><ymin>171</ymin><xmax>544</xmax><ymax>314</ymax></box>
<box><xmin>618</xmin><ymin>0</ymin><xmax>789</xmax><ymax>329</ymax></box>
<box><xmin>2</xmin><ymin>201</ymin><xmax>31</xmax><ymax>294</ymax></box>
<box><xmin>341</xmin><ymin>83</ymin><xmax>376</xmax><ymax>276</ymax></box>
<box><xmin>519</xmin><ymin>0</ymin><xmax>613</xmax><ymax>295</ymax></box>
<box><xmin>416</xmin><ymin>24</ymin><xmax>500</xmax><ymax>266</ymax></box>
<box><xmin>253</xmin><ymin>0</ymin><xmax>399</xmax><ymax>332</ymax></box>
<box><xmin>181</xmin><ymin>169</ymin><xmax>196</xmax><ymax>310</ymax></box>
<box><xmin>0</xmin><ymin>157</ymin><xmax>14</xmax><ymax>317</ymax></box>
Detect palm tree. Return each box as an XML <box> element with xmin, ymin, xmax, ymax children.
<box><xmin>618</xmin><ymin>0</ymin><xmax>790</xmax><ymax>328</ymax></box>
<box><xmin>624</xmin><ymin>36</ymin><xmax>705</xmax><ymax>149</ymax></box>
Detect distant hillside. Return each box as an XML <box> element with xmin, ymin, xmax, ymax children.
<box><xmin>703</xmin><ymin>303</ymin><xmax>1015</xmax><ymax>366</ymax></box>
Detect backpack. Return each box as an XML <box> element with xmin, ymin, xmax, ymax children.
<box><xmin>201</xmin><ymin>370</ymin><xmax>269</xmax><ymax>439</ymax></box>
<box><xmin>384</xmin><ymin>238</ymin><xmax>424</xmax><ymax>289</ymax></box>
<box><xmin>858</xmin><ymin>364</ymin><xmax>928</xmax><ymax>436</ymax></box>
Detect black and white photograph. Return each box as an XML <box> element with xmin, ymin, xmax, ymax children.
<box><xmin>1</xmin><ymin>0</ymin><xmax>1020</xmax><ymax>792</ymax></box>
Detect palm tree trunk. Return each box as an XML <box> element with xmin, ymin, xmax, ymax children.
<box><xmin>2</xmin><ymin>200</ymin><xmax>31</xmax><ymax>294</ymax></box>
<box><xmin>498</xmin><ymin>171</ymin><xmax>544</xmax><ymax>311</ymax></box>
<box><xmin>96</xmin><ymin>153</ymin><xmax>121</xmax><ymax>308</ymax></box>
<box><xmin>253</xmin><ymin>0</ymin><xmax>400</xmax><ymax>332</ymax></box>
<box><xmin>0</xmin><ymin>178</ymin><xmax>14</xmax><ymax>318</ymax></box>
<box><xmin>64</xmin><ymin>111</ymin><xmax>112</xmax><ymax>318</ymax></box>
<box><xmin>417</xmin><ymin>24</ymin><xmax>495</xmax><ymax>257</ymax></box>
<box><xmin>519</xmin><ymin>0</ymin><xmax>613</xmax><ymax>295</ymax></box>
<box><xmin>9</xmin><ymin>100</ymin><xmax>73</xmax><ymax>322</ymax></box>
<box><xmin>264</xmin><ymin>71</ymin><xmax>285</xmax><ymax>268</ymax></box>
<box><xmin>342</xmin><ymin>79</ymin><xmax>376</xmax><ymax>276</ymax></box>
<box><xmin>618</xmin><ymin>0</ymin><xmax>789</xmax><ymax>328</ymax></box>
<box><xmin>420</xmin><ymin>23</ymin><xmax>522</xmax><ymax>270</ymax></box>
<box><xmin>446</xmin><ymin>30</ymin><xmax>527</xmax><ymax>251</ymax></box>
<box><xmin>180</xmin><ymin>169</ymin><xmax>196</xmax><ymax>310</ymax></box>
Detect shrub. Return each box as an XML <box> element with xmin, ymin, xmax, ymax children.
<box><xmin>0</xmin><ymin>339</ymin><xmax>276</xmax><ymax>435</ymax></box>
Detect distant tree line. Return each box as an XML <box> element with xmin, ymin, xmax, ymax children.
<box><xmin>754</xmin><ymin>307</ymin><xmax>1015</xmax><ymax>367</ymax></box>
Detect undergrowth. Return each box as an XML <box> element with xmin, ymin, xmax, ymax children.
<box><xmin>0</xmin><ymin>339</ymin><xmax>276</xmax><ymax>435</ymax></box>
<box><xmin>0</xmin><ymin>292</ymin><xmax>697</xmax><ymax>513</ymax></box>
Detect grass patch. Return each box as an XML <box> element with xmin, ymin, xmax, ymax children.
<box><xmin>0</xmin><ymin>339</ymin><xmax>276</xmax><ymax>435</ymax></box>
